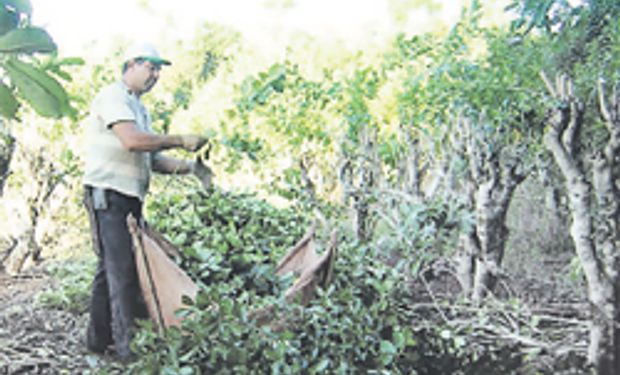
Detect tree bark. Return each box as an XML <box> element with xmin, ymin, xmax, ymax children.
<box><xmin>1</xmin><ymin>146</ymin><xmax>62</xmax><ymax>274</ymax></box>
<box><xmin>455</xmin><ymin>232</ymin><xmax>477</xmax><ymax>294</ymax></box>
<box><xmin>471</xmin><ymin>185</ymin><xmax>512</xmax><ymax>301</ymax></box>
<box><xmin>541</xmin><ymin>73</ymin><xmax>620</xmax><ymax>374</ymax></box>
<box><xmin>0</xmin><ymin>120</ymin><xmax>15</xmax><ymax>196</ymax></box>
<box><xmin>339</xmin><ymin>127</ymin><xmax>380</xmax><ymax>243</ymax></box>
<box><xmin>4</xmin><ymin>228</ymin><xmax>39</xmax><ymax>275</ymax></box>
<box><xmin>448</xmin><ymin>113</ymin><xmax>526</xmax><ymax>301</ymax></box>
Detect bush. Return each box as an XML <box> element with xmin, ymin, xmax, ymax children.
<box><xmin>119</xmin><ymin>188</ymin><xmax>526</xmax><ymax>374</ymax></box>
<box><xmin>36</xmin><ymin>258</ymin><xmax>95</xmax><ymax>314</ymax></box>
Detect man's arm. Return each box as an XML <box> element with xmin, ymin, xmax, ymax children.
<box><xmin>152</xmin><ymin>154</ymin><xmax>193</xmax><ymax>175</ymax></box>
<box><xmin>111</xmin><ymin>121</ymin><xmax>206</xmax><ymax>152</ymax></box>
<box><xmin>153</xmin><ymin>154</ymin><xmax>214</xmax><ymax>190</ymax></box>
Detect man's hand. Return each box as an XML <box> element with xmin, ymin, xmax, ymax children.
<box><xmin>180</xmin><ymin>135</ymin><xmax>208</xmax><ymax>152</ymax></box>
<box><xmin>190</xmin><ymin>156</ymin><xmax>214</xmax><ymax>190</ymax></box>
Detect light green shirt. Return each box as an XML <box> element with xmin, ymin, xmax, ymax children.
<box><xmin>82</xmin><ymin>81</ymin><xmax>154</xmax><ymax>201</ymax></box>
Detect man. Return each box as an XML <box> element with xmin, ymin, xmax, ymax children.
<box><xmin>82</xmin><ymin>42</ymin><xmax>212</xmax><ymax>360</ymax></box>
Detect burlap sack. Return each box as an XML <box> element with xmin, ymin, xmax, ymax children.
<box><xmin>127</xmin><ymin>215</ymin><xmax>199</xmax><ymax>331</ymax></box>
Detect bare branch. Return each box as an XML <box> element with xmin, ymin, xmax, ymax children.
<box><xmin>540</xmin><ymin>71</ymin><xmax>557</xmax><ymax>97</ymax></box>
<box><xmin>598</xmin><ymin>77</ymin><xmax>612</xmax><ymax>125</ymax></box>
<box><xmin>613</xmin><ymin>81</ymin><xmax>619</xmax><ymax>113</ymax></box>
<box><xmin>567</xmin><ymin>75</ymin><xmax>574</xmax><ymax>98</ymax></box>
<box><xmin>564</xmin><ymin>98</ymin><xmax>582</xmax><ymax>153</ymax></box>
<box><xmin>558</xmin><ymin>74</ymin><xmax>567</xmax><ymax>100</ymax></box>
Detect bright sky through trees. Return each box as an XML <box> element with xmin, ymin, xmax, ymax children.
<box><xmin>31</xmin><ymin>0</ymin><xmax>481</xmax><ymax>58</ymax></box>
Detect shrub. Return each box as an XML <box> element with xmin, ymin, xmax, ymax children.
<box><xmin>36</xmin><ymin>258</ymin><xmax>95</xmax><ymax>314</ymax></box>
<box><xmin>120</xmin><ymin>188</ymin><xmax>526</xmax><ymax>374</ymax></box>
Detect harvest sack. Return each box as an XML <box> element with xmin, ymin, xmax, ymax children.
<box><xmin>127</xmin><ymin>215</ymin><xmax>198</xmax><ymax>331</ymax></box>
<box><xmin>249</xmin><ymin>225</ymin><xmax>338</xmax><ymax>328</ymax></box>
<box><xmin>275</xmin><ymin>224</ymin><xmax>337</xmax><ymax>305</ymax></box>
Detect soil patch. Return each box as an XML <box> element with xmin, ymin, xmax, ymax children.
<box><xmin>0</xmin><ymin>266</ymin><xmax>116</xmax><ymax>374</ymax></box>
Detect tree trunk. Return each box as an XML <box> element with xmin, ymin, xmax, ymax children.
<box><xmin>338</xmin><ymin>125</ymin><xmax>380</xmax><ymax>243</ymax></box>
<box><xmin>4</xmin><ymin>228</ymin><xmax>39</xmax><ymax>275</ymax></box>
<box><xmin>455</xmin><ymin>233</ymin><xmax>477</xmax><ymax>294</ymax></box>
<box><xmin>541</xmin><ymin>73</ymin><xmax>620</xmax><ymax>373</ymax></box>
<box><xmin>471</xmin><ymin>179</ymin><xmax>515</xmax><ymax>302</ymax></box>
<box><xmin>0</xmin><ymin>123</ymin><xmax>15</xmax><ymax>197</ymax></box>
<box><xmin>1</xmin><ymin>146</ymin><xmax>62</xmax><ymax>274</ymax></box>
<box><xmin>561</xmin><ymin>160</ymin><xmax>618</xmax><ymax>374</ymax></box>
<box><xmin>452</xmin><ymin>181</ymin><xmax>516</xmax><ymax>302</ymax></box>
<box><xmin>352</xmin><ymin>193</ymin><xmax>370</xmax><ymax>242</ymax></box>
<box><xmin>470</xmin><ymin>205</ymin><xmax>511</xmax><ymax>302</ymax></box>
<box><xmin>299</xmin><ymin>157</ymin><xmax>317</xmax><ymax>204</ymax></box>
<box><xmin>448</xmin><ymin>113</ymin><xmax>526</xmax><ymax>301</ymax></box>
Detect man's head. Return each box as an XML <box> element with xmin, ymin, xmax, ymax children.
<box><xmin>122</xmin><ymin>42</ymin><xmax>171</xmax><ymax>95</ymax></box>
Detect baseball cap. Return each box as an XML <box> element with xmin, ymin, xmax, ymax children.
<box><xmin>124</xmin><ymin>42</ymin><xmax>171</xmax><ymax>66</ymax></box>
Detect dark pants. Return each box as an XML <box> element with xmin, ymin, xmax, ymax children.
<box><xmin>83</xmin><ymin>186</ymin><xmax>148</xmax><ymax>358</ymax></box>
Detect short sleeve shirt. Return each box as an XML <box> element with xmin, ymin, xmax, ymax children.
<box><xmin>82</xmin><ymin>81</ymin><xmax>154</xmax><ymax>200</ymax></box>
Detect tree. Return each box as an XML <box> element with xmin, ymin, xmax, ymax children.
<box><xmin>0</xmin><ymin>0</ymin><xmax>76</xmax><ymax>119</ymax></box>
<box><xmin>508</xmin><ymin>0</ymin><xmax>620</xmax><ymax>371</ymax></box>
<box><xmin>540</xmin><ymin>70</ymin><xmax>620</xmax><ymax>375</ymax></box>
<box><xmin>393</xmin><ymin>3</ymin><xmax>546</xmax><ymax>301</ymax></box>
<box><xmin>0</xmin><ymin>0</ymin><xmax>77</xmax><ymax>195</ymax></box>
<box><xmin>539</xmin><ymin>60</ymin><xmax>620</xmax><ymax>373</ymax></box>
<box><xmin>223</xmin><ymin>61</ymin><xmax>346</xmax><ymax>207</ymax></box>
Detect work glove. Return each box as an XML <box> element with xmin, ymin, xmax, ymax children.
<box><xmin>180</xmin><ymin>135</ymin><xmax>209</xmax><ymax>152</ymax></box>
<box><xmin>190</xmin><ymin>156</ymin><xmax>214</xmax><ymax>190</ymax></box>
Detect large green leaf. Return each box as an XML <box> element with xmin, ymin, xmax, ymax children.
<box><xmin>0</xmin><ymin>6</ymin><xmax>18</xmax><ymax>36</ymax></box>
<box><xmin>0</xmin><ymin>26</ymin><xmax>56</xmax><ymax>53</ymax></box>
<box><xmin>4</xmin><ymin>59</ymin><xmax>64</xmax><ymax>117</ymax></box>
<box><xmin>8</xmin><ymin>58</ymin><xmax>69</xmax><ymax>109</ymax></box>
<box><xmin>0</xmin><ymin>81</ymin><xmax>18</xmax><ymax>118</ymax></box>
<box><xmin>39</xmin><ymin>56</ymin><xmax>84</xmax><ymax>82</ymax></box>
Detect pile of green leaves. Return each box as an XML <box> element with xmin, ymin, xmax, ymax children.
<box><xmin>126</xmin><ymin>235</ymin><xmax>423</xmax><ymax>374</ymax></box>
<box><xmin>119</xmin><ymin>188</ymin><xmax>527</xmax><ymax>374</ymax></box>
<box><xmin>146</xmin><ymin>188</ymin><xmax>310</xmax><ymax>296</ymax></box>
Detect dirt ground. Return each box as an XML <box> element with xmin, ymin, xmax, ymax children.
<box><xmin>0</xmin><ymin>265</ymin><xmax>115</xmax><ymax>375</ymax></box>
<box><xmin>0</xmin><ymin>240</ymin><xmax>589</xmax><ymax>374</ymax></box>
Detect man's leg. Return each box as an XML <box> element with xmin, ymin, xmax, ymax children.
<box><xmin>86</xmin><ymin>259</ymin><xmax>113</xmax><ymax>352</ymax></box>
<box><xmin>97</xmin><ymin>190</ymin><xmax>147</xmax><ymax>359</ymax></box>
<box><xmin>83</xmin><ymin>187</ymin><xmax>113</xmax><ymax>353</ymax></box>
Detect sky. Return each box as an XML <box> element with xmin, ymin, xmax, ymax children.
<box><xmin>31</xmin><ymin>0</ymin><xmax>468</xmax><ymax>59</ymax></box>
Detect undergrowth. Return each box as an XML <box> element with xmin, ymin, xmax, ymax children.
<box><xmin>38</xmin><ymin>187</ymin><xmax>549</xmax><ymax>374</ymax></box>
<box><xmin>36</xmin><ymin>257</ymin><xmax>95</xmax><ymax>314</ymax></box>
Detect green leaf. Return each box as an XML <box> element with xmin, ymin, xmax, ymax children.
<box><xmin>50</xmin><ymin>66</ymin><xmax>72</xmax><ymax>81</ymax></box>
<box><xmin>0</xmin><ymin>6</ymin><xmax>18</xmax><ymax>36</ymax></box>
<box><xmin>380</xmin><ymin>340</ymin><xmax>397</xmax><ymax>355</ymax></box>
<box><xmin>58</xmin><ymin>56</ymin><xmax>84</xmax><ymax>66</ymax></box>
<box><xmin>393</xmin><ymin>330</ymin><xmax>405</xmax><ymax>348</ymax></box>
<box><xmin>84</xmin><ymin>354</ymin><xmax>99</xmax><ymax>368</ymax></box>
<box><xmin>3</xmin><ymin>0</ymin><xmax>32</xmax><ymax>16</ymax></box>
<box><xmin>0</xmin><ymin>81</ymin><xmax>19</xmax><ymax>118</ymax></box>
<box><xmin>454</xmin><ymin>336</ymin><xmax>466</xmax><ymax>348</ymax></box>
<box><xmin>4</xmin><ymin>58</ymin><xmax>66</xmax><ymax>117</ymax></box>
<box><xmin>470</xmin><ymin>0</ymin><xmax>482</xmax><ymax>13</ymax></box>
<box><xmin>10</xmin><ymin>58</ymin><xmax>69</xmax><ymax>109</ymax></box>
<box><xmin>0</xmin><ymin>26</ymin><xmax>56</xmax><ymax>53</ymax></box>
<box><xmin>310</xmin><ymin>358</ymin><xmax>330</xmax><ymax>373</ymax></box>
